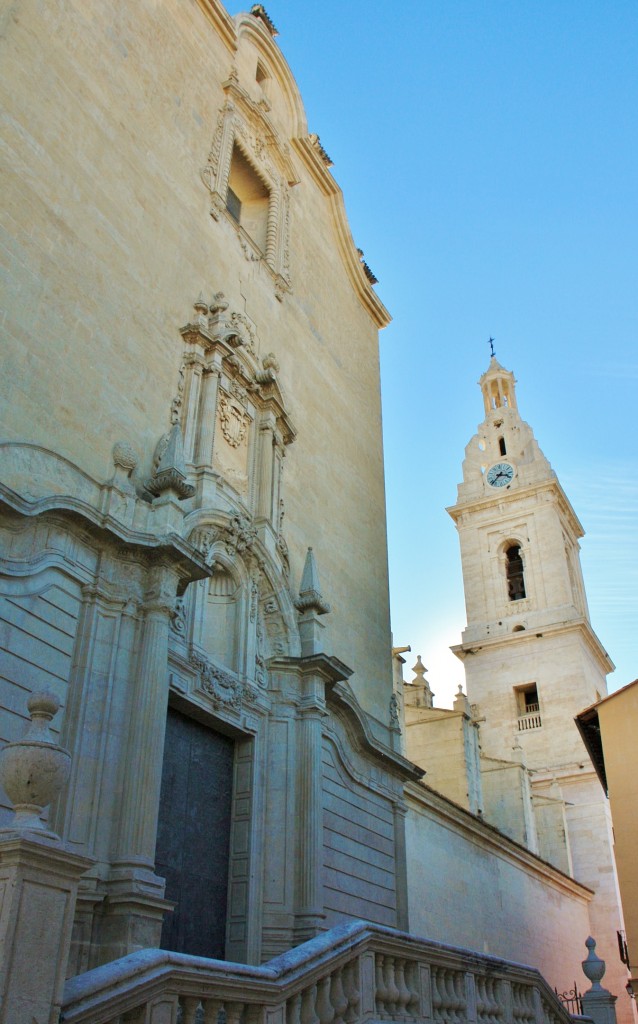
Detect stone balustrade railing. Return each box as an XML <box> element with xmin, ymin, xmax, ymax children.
<box><xmin>60</xmin><ymin>920</ymin><xmax>582</xmax><ymax>1024</ymax></box>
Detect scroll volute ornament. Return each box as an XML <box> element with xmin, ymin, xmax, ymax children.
<box><xmin>0</xmin><ymin>690</ymin><xmax>71</xmax><ymax>833</ymax></box>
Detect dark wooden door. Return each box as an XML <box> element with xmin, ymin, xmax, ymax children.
<box><xmin>155</xmin><ymin>706</ymin><xmax>234</xmax><ymax>958</ymax></box>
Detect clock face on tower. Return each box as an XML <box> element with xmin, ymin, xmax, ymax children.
<box><xmin>486</xmin><ymin>461</ymin><xmax>515</xmax><ymax>487</ymax></box>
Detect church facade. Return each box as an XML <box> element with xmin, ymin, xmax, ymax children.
<box><xmin>0</xmin><ymin>2</ymin><xmax>625</xmax><ymax>1021</ymax></box>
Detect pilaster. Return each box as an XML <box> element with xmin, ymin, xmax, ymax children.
<box><xmin>103</xmin><ymin>564</ymin><xmax>181</xmax><ymax>959</ymax></box>
<box><xmin>256</xmin><ymin>411</ymin><xmax>277</xmax><ymax>521</ymax></box>
<box><xmin>294</xmin><ymin>670</ymin><xmax>327</xmax><ymax>943</ymax></box>
<box><xmin>196</xmin><ymin>364</ymin><xmax>221</xmax><ymax>467</ymax></box>
<box><xmin>183</xmin><ymin>357</ymin><xmax>205</xmax><ymax>463</ymax></box>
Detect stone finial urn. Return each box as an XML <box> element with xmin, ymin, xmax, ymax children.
<box><xmin>582</xmin><ymin>936</ymin><xmax>607</xmax><ymax>990</ymax></box>
<box><xmin>0</xmin><ymin>690</ymin><xmax>71</xmax><ymax>833</ymax></box>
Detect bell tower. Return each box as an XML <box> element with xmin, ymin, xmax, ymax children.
<box><xmin>448</xmin><ymin>355</ymin><xmax>609</xmax><ymax>764</ymax></box>
<box><xmin>448</xmin><ymin>355</ymin><xmax>629</xmax><ymax>1012</ymax></box>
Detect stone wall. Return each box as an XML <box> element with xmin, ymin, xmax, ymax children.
<box><xmin>406</xmin><ymin>781</ymin><xmax>593</xmax><ymax>995</ymax></box>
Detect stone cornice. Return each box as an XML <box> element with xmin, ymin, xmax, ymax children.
<box><xmin>234</xmin><ymin>13</ymin><xmax>308</xmax><ymax>137</ymax></box>
<box><xmin>451</xmin><ymin>616</ymin><xmax>614</xmax><ymax>674</ymax></box>
<box><xmin>405</xmin><ymin>780</ymin><xmax>593</xmax><ymax>902</ymax></box>
<box><xmin>0</xmin><ymin>443</ymin><xmax>211</xmax><ymax>586</ymax></box>
<box><xmin>292</xmin><ymin>137</ymin><xmax>391</xmax><ymax>330</ymax></box>
<box><xmin>194</xmin><ymin>5</ymin><xmax>389</xmax><ymax>329</ymax></box>
<box><xmin>327</xmin><ymin>681</ymin><xmax>424</xmax><ymax>783</ymax></box>
<box><xmin>447</xmin><ymin>477</ymin><xmax>584</xmax><ymax>540</ymax></box>
<box><xmin>221</xmin><ymin>75</ymin><xmax>299</xmax><ymax>185</ymax></box>
<box><xmin>268</xmin><ymin>653</ymin><xmax>352</xmax><ymax>687</ymax></box>
<box><xmin>195</xmin><ymin>0</ymin><xmax>237</xmax><ymax>54</ymax></box>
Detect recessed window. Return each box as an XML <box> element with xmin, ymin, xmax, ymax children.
<box><xmin>515</xmin><ymin>683</ymin><xmax>541</xmax><ymax>729</ymax></box>
<box><xmin>499</xmin><ymin>436</ymin><xmax>507</xmax><ymax>456</ymax></box>
<box><xmin>226</xmin><ymin>143</ymin><xmax>270</xmax><ymax>254</ymax></box>
<box><xmin>226</xmin><ymin>186</ymin><xmax>241</xmax><ymax>224</ymax></box>
<box><xmin>522</xmin><ymin>685</ymin><xmax>538</xmax><ymax>712</ymax></box>
<box><xmin>506</xmin><ymin>544</ymin><xmax>526</xmax><ymax>601</ymax></box>
<box><xmin>256</xmin><ymin>61</ymin><xmax>268</xmax><ymax>87</ymax></box>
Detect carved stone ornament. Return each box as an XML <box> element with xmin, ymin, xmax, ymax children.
<box><xmin>112</xmin><ymin>441</ymin><xmax>139</xmax><ymax>472</ymax></box>
<box><xmin>147</xmin><ymin>424</ymin><xmax>195</xmax><ymax>500</ymax></box>
<box><xmin>308</xmin><ymin>133</ymin><xmax>333</xmax><ymax>168</ymax></box>
<box><xmin>277</xmin><ymin>499</ymin><xmax>290</xmax><ymax>577</ymax></box>
<box><xmin>0</xmin><ymin>691</ymin><xmax>71</xmax><ymax>833</ymax></box>
<box><xmin>582</xmin><ymin>936</ymin><xmax>607</xmax><ymax>990</ymax></box>
<box><xmin>230</xmin><ymin>311</ymin><xmax>256</xmax><ymax>351</ymax></box>
<box><xmin>190</xmin><ymin>651</ymin><xmax>246</xmax><ymax>710</ymax></box>
<box><xmin>389</xmin><ymin>693</ymin><xmax>401</xmax><ymax>733</ymax></box>
<box><xmin>190</xmin><ymin>526</ymin><xmax>218</xmax><ymax>561</ymax></box>
<box><xmin>222</xmin><ymin>511</ymin><xmax>257</xmax><ymax>556</ymax></box>
<box><xmin>219</xmin><ymin>392</ymin><xmax>250</xmax><ymax>448</ymax></box>
<box><xmin>171</xmin><ymin>363</ymin><xmax>186</xmax><ymax>425</ymax></box>
<box><xmin>169</xmin><ymin>596</ymin><xmax>187</xmax><ymax>636</ymax></box>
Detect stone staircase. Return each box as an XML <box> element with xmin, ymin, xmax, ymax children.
<box><xmin>60</xmin><ymin>920</ymin><xmax>582</xmax><ymax>1024</ymax></box>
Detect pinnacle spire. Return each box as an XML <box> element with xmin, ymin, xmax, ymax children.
<box><xmin>146</xmin><ymin>423</ymin><xmax>195</xmax><ymax>500</ymax></box>
<box><xmin>295</xmin><ymin>547</ymin><xmax>330</xmax><ymax>615</ymax></box>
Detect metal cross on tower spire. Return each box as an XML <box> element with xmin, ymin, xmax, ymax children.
<box><xmin>488</xmin><ymin>336</ymin><xmax>495</xmax><ymax>358</ymax></box>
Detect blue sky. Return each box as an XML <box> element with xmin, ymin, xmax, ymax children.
<box><xmin>229</xmin><ymin>2</ymin><xmax>638</xmax><ymax>704</ymax></box>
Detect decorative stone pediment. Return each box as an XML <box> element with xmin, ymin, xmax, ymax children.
<box><xmin>176</xmin><ymin>294</ymin><xmax>296</xmax><ymax>518</ymax></box>
<box><xmin>201</xmin><ymin>68</ymin><xmax>298</xmax><ymax>298</ymax></box>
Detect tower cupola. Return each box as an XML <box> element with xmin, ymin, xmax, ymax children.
<box><xmin>480</xmin><ymin>356</ymin><xmax>518</xmax><ymax>417</ymax></box>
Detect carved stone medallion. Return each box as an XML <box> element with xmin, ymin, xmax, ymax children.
<box><xmin>219</xmin><ymin>393</ymin><xmax>250</xmax><ymax>448</ymax></box>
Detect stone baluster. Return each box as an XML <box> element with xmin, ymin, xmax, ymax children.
<box><xmin>342</xmin><ymin>959</ymin><xmax>361</xmax><ymax>1023</ymax></box>
<box><xmin>181</xmin><ymin>996</ymin><xmax>202</xmax><ymax>1024</ymax></box>
<box><xmin>300</xmin><ymin>984</ymin><xmax>320</xmax><ymax>1024</ymax></box>
<box><xmin>226</xmin><ymin>1001</ymin><xmax>244</xmax><ymax>1024</ymax></box>
<box><xmin>395</xmin><ymin>958</ymin><xmax>411</xmax><ymax>1016</ymax></box>
<box><xmin>202</xmin><ymin>997</ymin><xmax>223</xmax><ymax>1024</ymax></box>
<box><xmin>465</xmin><ymin>972</ymin><xmax>477</xmax><ymax>1024</ymax></box>
<box><xmin>0</xmin><ymin>691</ymin><xmax>93</xmax><ymax>1024</ymax></box>
<box><xmin>376</xmin><ymin>954</ymin><xmax>390</xmax><ymax>1014</ymax></box>
<box><xmin>456</xmin><ymin>970</ymin><xmax>468</xmax><ymax>1023</ymax></box>
<box><xmin>244</xmin><ymin>1004</ymin><xmax>268</xmax><ymax>1024</ymax></box>
<box><xmin>330</xmin><ymin>967</ymin><xmax>349</xmax><ymax>1024</ymax></box>
<box><xmin>287</xmin><ymin>992</ymin><xmax>303</xmax><ymax>1024</ymax></box>
<box><xmin>316</xmin><ymin>975</ymin><xmax>335</xmax><ymax>1024</ymax></box>
<box><xmin>431</xmin><ymin>968</ymin><xmax>442</xmax><ymax>1020</ymax></box>
<box><xmin>384</xmin><ymin>955</ymin><xmax>400</xmax><ymax>1013</ymax></box>
<box><xmin>404</xmin><ymin>960</ymin><xmax>420</xmax><ymax>1017</ymax></box>
<box><xmin>500</xmin><ymin>980</ymin><xmax>513</xmax><ymax>1024</ymax></box>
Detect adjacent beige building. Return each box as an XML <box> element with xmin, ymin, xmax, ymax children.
<box><xmin>577</xmin><ymin>680</ymin><xmax>638</xmax><ymax>1002</ymax></box>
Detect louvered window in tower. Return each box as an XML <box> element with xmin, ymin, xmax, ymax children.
<box><xmin>506</xmin><ymin>544</ymin><xmax>526</xmax><ymax>601</ymax></box>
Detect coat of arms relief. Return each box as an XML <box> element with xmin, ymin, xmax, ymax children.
<box><xmin>218</xmin><ymin>391</ymin><xmax>250</xmax><ymax>449</ymax></box>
